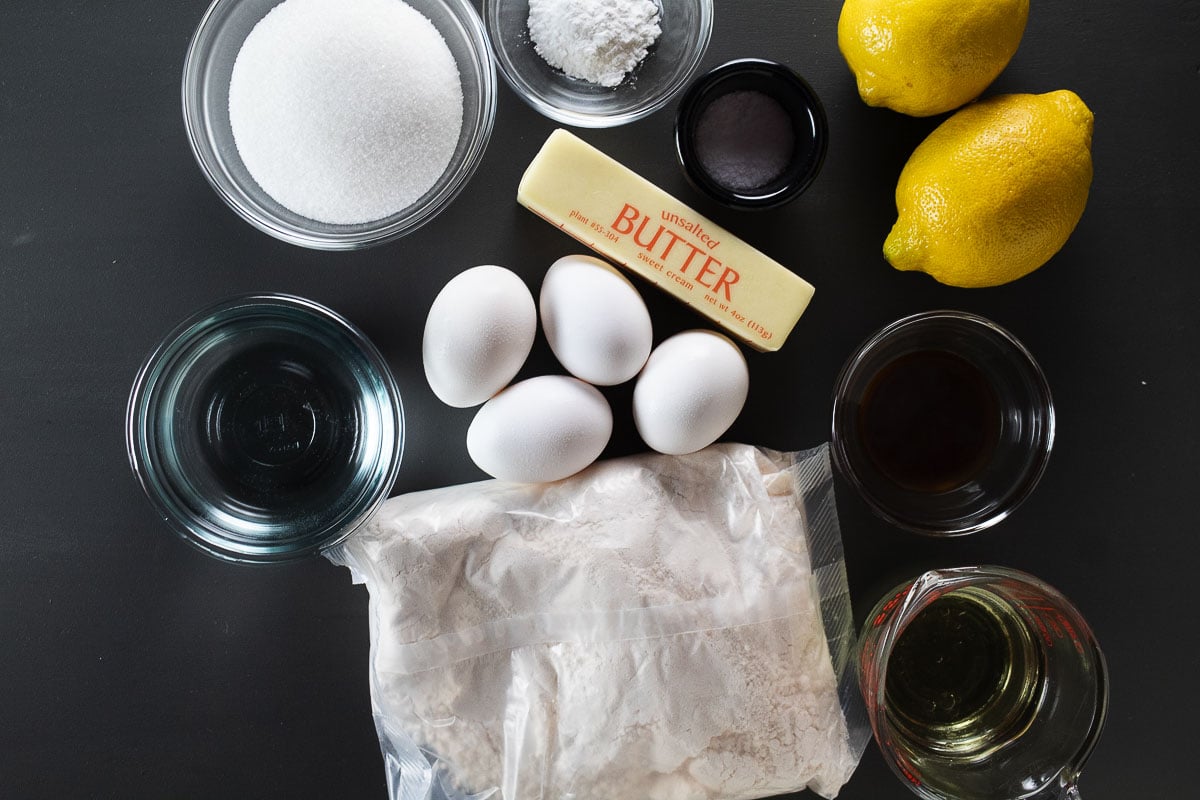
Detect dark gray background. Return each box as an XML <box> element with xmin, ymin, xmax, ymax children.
<box><xmin>2</xmin><ymin>1</ymin><xmax>1197</xmax><ymax>797</ymax></box>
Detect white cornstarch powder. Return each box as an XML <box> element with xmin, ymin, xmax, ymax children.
<box><xmin>228</xmin><ymin>0</ymin><xmax>463</xmax><ymax>225</ymax></box>
<box><xmin>333</xmin><ymin>446</ymin><xmax>862</xmax><ymax>800</ymax></box>
<box><xmin>527</xmin><ymin>0</ymin><xmax>662</xmax><ymax>87</ymax></box>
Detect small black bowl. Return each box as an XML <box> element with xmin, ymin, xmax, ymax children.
<box><xmin>675</xmin><ymin>58</ymin><xmax>829</xmax><ymax>209</ymax></box>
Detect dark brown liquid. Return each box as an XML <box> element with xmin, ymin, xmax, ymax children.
<box><xmin>859</xmin><ymin>350</ymin><xmax>1000</xmax><ymax>492</ymax></box>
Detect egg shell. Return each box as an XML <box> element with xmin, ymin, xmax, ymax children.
<box><xmin>423</xmin><ymin>265</ymin><xmax>536</xmax><ymax>408</ymax></box>
<box><xmin>633</xmin><ymin>330</ymin><xmax>750</xmax><ymax>455</ymax></box>
<box><xmin>540</xmin><ymin>255</ymin><xmax>653</xmax><ymax>386</ymax></box>
<box><xmin>468</xmin><ymin>375</ymin><xmax>613</xmax><ymax>483</ymax></box>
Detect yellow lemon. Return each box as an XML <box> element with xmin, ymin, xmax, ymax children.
<box><xmin>883</xmin><ymin>91</ymin><xmax>1094</xmax><ymax>288</ymax></box>
<box><xmin>838</xmin><ymin>0</ymin><xmax>1029</xmax><ymax>117</ymax></box>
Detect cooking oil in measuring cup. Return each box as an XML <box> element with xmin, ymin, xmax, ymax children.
<box><xmin>858</xmin><ymin>567</ymin><xmax>1108</xmax><ymax>800</ymax></box>
<box><xmin>884</xmin><ymin>587</ymin><xmax>1045</xmax><ymax>761</ymax></box>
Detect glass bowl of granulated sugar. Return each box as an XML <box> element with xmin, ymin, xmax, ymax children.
<box><xmin>484</xmin><ymin>0</ymin><xmax>713</xmax><ymax>128</ymax></box>
<box><xmin>183</xmin><ymin>0</ymin><xmax>496</xmax><ymax>250</ymax></box>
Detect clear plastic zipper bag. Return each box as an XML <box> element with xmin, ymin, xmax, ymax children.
<box><xmin>328</xmin><ymin>443</ymin><xmax>869</xmax><ymax>800</ymax></box>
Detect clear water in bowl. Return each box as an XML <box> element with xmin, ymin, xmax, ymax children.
<box><xmin>128</xmin><ymin>295</ymin><xmax>403</xmax><ymax>562</ymax></box>
<box><xmin>168</xmin><ymin>332</ymin><xmax>370</xmax><ymax>535</ymax></box>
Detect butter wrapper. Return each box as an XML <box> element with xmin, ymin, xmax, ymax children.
<box><xmin>517</xmin><ymin>129</ymin><xmax>814</xmax><ymax>352</ymax></box>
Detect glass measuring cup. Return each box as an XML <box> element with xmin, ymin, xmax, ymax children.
<box><xmin>858</xmin><ymin>566</ymin><xmax>1108</xmax><ymax>800</ymax></box>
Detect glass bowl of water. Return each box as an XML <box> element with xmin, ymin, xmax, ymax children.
<box><xmin>126</xmin><ymin>294</ymin><xmax>404</xmax><ymax>563</ymax></box>
<box><xmin>483</xmin><ymin>0</ymin><xmax>713</xmax><ymax>127</ymax></box>
<box><xmin>182</xmin><ymin>0</ymin><xmax>496</xmax><ymax>250</ymax></box>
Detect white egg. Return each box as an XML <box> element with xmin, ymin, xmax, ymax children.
<box><xmin>633</xmin><ymin>330</ymin><xmax>750</xmax><ymax>455</ymax></box>
<box><xmin>423</xmin><ymin>265</ymin><xmax>536</xmax><ymax>408</ymax></box>
<box><xmin>467</xmin><ymin>376</ymin><xmax>613</xmax><ymax>483</ymax></box>
<box><xmin>540</xmin><ymin>255</ymin><xmax>652</xmax><ymax>386</ymax></box>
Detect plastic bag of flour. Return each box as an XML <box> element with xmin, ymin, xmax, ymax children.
<box><xmin>327</xmin><ymin>443</ymin><xmax>869</xmax><ymax>800</ymax></box>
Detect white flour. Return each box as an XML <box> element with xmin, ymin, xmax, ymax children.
<box><xmin>527</xmin><ymin>0</ymin><xmax>662</xmax><ymax>87</ymax></box>
<box><xmin>332</xmin><ymin>445</ymin><xmax>861</xmax><ymax>800</ymax></box>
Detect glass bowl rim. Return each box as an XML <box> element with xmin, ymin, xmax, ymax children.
<box><xmin>181</xmin><ymin>0</ymin><xmax>498</xmax><ymax>250</ymax></box>
<box><xmin>481</xmin><ymin>0</ymin><xmax>714</xmax><ymax>128</ymax></box>
<box><xmin>673</xmin><ymin>57</ymin><xmax>830</xmax><ymax>209</ymax></box>
<box><xmin>830</xmin><ymin>310</ymin><xmax>1056</xmax><ymax>537</ymax></box>
<box><xmin>125</xmin><ymin>293</ymin><xmax>404</xmax><ymax>563</ymax></box>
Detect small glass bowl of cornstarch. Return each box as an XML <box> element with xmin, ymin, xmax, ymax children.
<box><xmin>183</xmin><ymin>0</ymin><xmax>496</xmax><ymax>250</ymax></box>
<box><xmin>484</xmin><ymin>0</ymin><xmax>712</xmax><ymax>127</ymax></box>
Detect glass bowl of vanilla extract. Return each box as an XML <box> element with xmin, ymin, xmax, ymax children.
<box><xmin>831</xmin><ymin>311</ymin><xmax>1055</xmax><ymax>536</ymax></box>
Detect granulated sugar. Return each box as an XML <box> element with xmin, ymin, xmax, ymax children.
<box><xmin>228</xmin><ymin>0</ymin><xmax>463</xmax><ymax>225</ymax></box>
<box><xmin>527</xmin><ymin>0</ymin><xmax>662</xmax><ymax>87</ymax></box>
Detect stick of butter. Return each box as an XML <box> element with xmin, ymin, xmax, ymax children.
<box><xmin>517</xmin><ymin>129</ymin><xmax>814</xmax><ymax>352</ymax></box>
